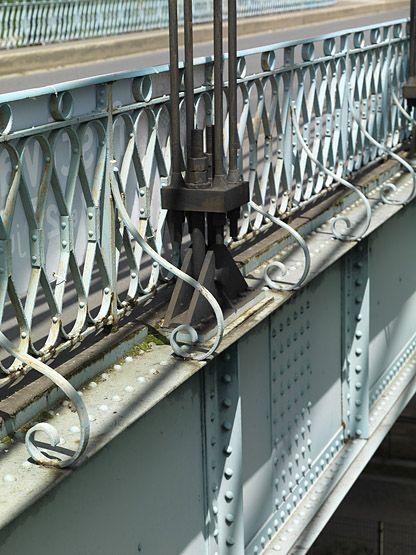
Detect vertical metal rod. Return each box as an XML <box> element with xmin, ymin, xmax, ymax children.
<box><xmin>410</xmin><ymin>0</ymin><xmax>416</xmax><ymax>81</ymax></box>
<box><xmin>184</xmin><ymin>0</ymin><xmax>195</xmax><ymax>162</ymax></box>
<box><xmin>228</xmin><ymin>0</ymin><xmax>238</xmax><ymax>179</ymax></box>
<box><xmin>168</xmin><ymin>0</ymin><xmax>181</xmax><ymax>181</ymax></box>
<box><xmin>213</xmin><ymin>0</ymin><xmax>225</xmax><ymax>179</ymax></box>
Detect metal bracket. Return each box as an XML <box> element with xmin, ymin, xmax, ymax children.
<box><xmin>60</xmin><ymin>216</ymin><xmax>73</xmax><ymax>254</ymax></box>
<box><xmin>87</xmin><ymin>206</ymin><xmax>100</xmax><ymax>242</ymax></box>
<box><xmin>138</xmin><ymin>187</ymin><xmax>150</xmax><ymax>220</ymax></box>
<box><xmin>96</xmin><ymin>84</ymin><xmax>108</xmax><ymax>112</ymax></box>
<box><xmin>30</xmin><ymin>229</ymin><xmax>45</xmax><ymax>268</ymax></box>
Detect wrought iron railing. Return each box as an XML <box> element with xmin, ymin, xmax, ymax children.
<box><xmin>0</xmin><ymin>0</ymin><xmax>337</xmax><ymax>49</ymax></box>
<box><xmin>0</xmin><ymin>18</ymin><xmax>412</xmax><ymax>464</ymax></box>
<box><xmin>0</xmin><ymin>17</ymin><xmax>410</xmax><ymax>372</ymax></box>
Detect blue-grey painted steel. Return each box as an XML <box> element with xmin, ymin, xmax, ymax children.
<box><xmin>1</xmin><ymin>200</ymin><xmax>415</xmax><ymax>553</ymax></box>
<box><xmin>342</xmin><ymin>241</ymin><xmax>370</xmax><ymax>439</ymax></box>
<box><xmin>0</xmin><ymin>20</ymin><xmax>410</xmax><ymax>379</ymax></box>
<box><xmin>0</xmin><ymin>0</ymin><xmax>337</xmax><ymax>49</ymax></box>
<box><xmin>369</xmin><ymin>204</ymin><xmax>416</xmax><ymax>405</ymax></box>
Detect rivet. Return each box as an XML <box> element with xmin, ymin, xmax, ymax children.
<box><xmin>226</xmin><ymin>538</ymin><xmax>235</xmax><ymax>547</ymax></box>
<box><xmin>222</xmin><ymin>421</ymin><xmax>232</xmax><ymax>432</ymax></box>
<box><xmin>79</xmin><ymin>302</ymin><xmax>85</xmax><ymax>309</ymax></box>
<box><xmin>225</xmin><ymin>491</ymin><xmax>234</xmax><ymax>501</ymax></box>
<box><xmin>225</xmin><ymin>513</ymin><xmax>234</xmax><ymax>524</ymax></box>
<box><xmin>21</xmin><ymin>332</ymin><xmax>27</xmax><ymax>339</ymax></box>
<box><xmin>355</xmin><ymin>365</ymin><xmax>362</xmax><ymax>374</ymax></box>
<box><xmin>355</xmin><ymin>348</ymin><xmax>362</xmax><ymax>356</ymax></box>
<box><xmin>104</xmin><ymin>287</ymin><xmax>110</xmax><ymax>294</ymax></box>
<box><xmin>52</xmin><ymin>316</ymin><xmax>58</xmax><ymax>323</ymax></box>
<box><xmin>31</xmin><ymin>255</ymin><xmax>37</xmax><ymax>263</ymax></box>
<box><xmin>88</xmin><ymin>231</ymin><xmax>94</xmax><ymax>238</ymax></box>
<box><xmin>224</xmin><ymin>467</ymin><xmax>233</xmax><ymax>479</ymax></box>
<box><xmin>224</xmin><ymin>446</ymin><xmax>233</xmax><ymax>456</ymax></box>
<box><xmin>223</xmin><ymin>398</ymin><xmax>232</xmax><ymax>408</ymax></box>
<box><xmin>62</xmin><ymin>240</ymin><xmax>68</xmax><ymax>248</ymax></box>
<box><xmin>223</xmin><ymin>374</ymin><xmax>232</xmax><ymax>384</ymax></box>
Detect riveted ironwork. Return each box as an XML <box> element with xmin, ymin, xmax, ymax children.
<box><xmin>204</xmin><ymin>344</ymin><xmax>244</xmax><ymax>555</ymax></box>
<box><xmin>0</xmin><ymin>19</ymin><xmax>410</xmax><ymax>379</ymax></box>
<box><xmin>342</xmin><ymin>240</ymin><xmax>370</xmax><ymax>439</ymax></box>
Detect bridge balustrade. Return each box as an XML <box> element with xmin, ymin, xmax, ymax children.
<box><xmin>0</xmin><ymin>0</ymin><xmax>336</xmax><ymax>49</ymax></box>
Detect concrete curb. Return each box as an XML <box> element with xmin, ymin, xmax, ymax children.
<box><xmin>0</xmin><ymin>0</ymin><xmax>408</xmax><ymax>78</ymax></box>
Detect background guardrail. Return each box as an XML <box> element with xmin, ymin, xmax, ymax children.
<box><xmin>0</xmin><ymin>18</ymin><xmax>409</xmax><ymax>377</ymax></box>
<box><xmin>0</xmin><ymin>0</ymin><xmax>337</xmax><ymax>49</ymax></box>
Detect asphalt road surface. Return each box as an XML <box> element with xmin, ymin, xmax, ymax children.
<box><xmin>0</xmin><ymin>7</ymin><xmax>407</xmax><ymax>94</ymax></box>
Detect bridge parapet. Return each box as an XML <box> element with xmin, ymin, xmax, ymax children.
<box><xmin>0</xmin><ymin>17</ymin><xmax>415</xmax><ymax>554</ymax></box>
<box><xmin>0</xmin><ymin>0</ymin><xmax>337</xmax><ymax>49</ymax></box>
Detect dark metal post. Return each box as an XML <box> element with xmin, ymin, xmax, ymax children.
<box><xmin>168</xmin><ymin>0</ymin><xmax>182</xmax><ymax>185</ymax></box>
<box><xmin>184</xmin><ymin>0</ymin><xmax>195</xmax><ymax>160</ymax></box>
<box><xmin>213</xmin><ymin>0</ymin><xmax>225</xmax><ymax>181</ymax></box>
<box><xmin>410</xmin><ymin>0</ymin><xmax>416</xmax><ymax>83</ymax></box>
<box><xmin>404</xmin><ymin>0</ymin><xmax>416</xmax><ymax>157</ymax></box>
<box><xmin>162</xmin><ymin>0</ymin><xmax>249</xmax><ymax>328</ymax></box>
<box><xmin>228</xmin><ymin>0</ymin><xmax>239</xmax><ymax>182</ymax></box>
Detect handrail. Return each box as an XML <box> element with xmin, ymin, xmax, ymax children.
<box><xmin>0</xmin><ymin>18</ymin><xmax>410</xmax><ymax>383</ymax></box>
